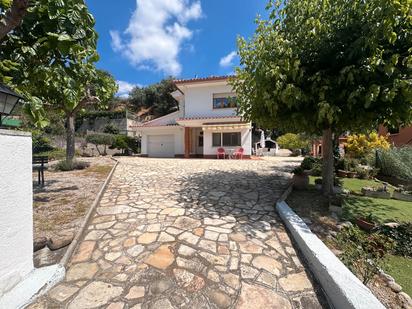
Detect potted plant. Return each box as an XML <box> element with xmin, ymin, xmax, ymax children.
<box><xmin>292</xmin><ymin>166</ymin><xmax>309</xmax><ymax>190</ymax></box>
<box><xmin>356</xmin><ymin>214</ymin><xmax>377</xmax><ymax>231</ymax></box>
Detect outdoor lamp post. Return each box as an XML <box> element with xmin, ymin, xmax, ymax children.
<box><xmin>0</xmin><ymin>83</ymin><xmax>23</xmax><ymax>127</ymax></box>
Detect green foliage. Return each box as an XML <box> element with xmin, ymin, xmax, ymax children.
<box><xmin>86</xmin><ymin>133</ymin><xmax>114</xmax><ymax>146</ymax></box>
<box><xmin>111</xmin><ymin>135</ymin><xmax>139</xmax><ymax>155</ymax></box>
<box><xmin>277</xmin><ymin>133</ymin><xmax>309</xmax><ymax>151</ymax></box>
<box><xmin>378</xmin><ymin>223</ymin><xmax>412</xmax><ymax>258</ymax></box>
<box><xmin>292</xmin><ymin>166</ymin><xmax>305</xmax><ymax>175</ymax></box>
<box><xmin>376</xmin><ymin>147</ymin><xmax>412</xmax><ymax>181</ymax></box>
<box><xmin>103</xmin><ymin>123</ymin><xmax>120</xmax><ymax>135</ymax></box>
<box><xmin>32</xmin><ymin>132</ymin><xmax>54</xmax><ymax>154</ymax></box>
<box><xmin>336</xmin><ymin>158</ymin><xmax>360</xmax><ymax>172</ymax></box>
<box><xmin>336</xmin><ymin>226</ymin><xmax>394</xmax><ymax>284</ymax></box>
<box><xmin>301</xmin><ymin>156</ymin><xmax>321</xmax><ymax>170</ymax></box>
<box><xmin>231</xmin><ymin>0</ymin><xmax>412</xmax><ymax>194</ymax></box>
<box><xmin>0</xmin><ymin>0</ymin><xmax>118</xmax><ymax>161</ymax></box>
<box><xmin>36</xmin><ymin>148</ymin><xmax>66</xmax><ymax>161</ymax></box>
<box><xmin>311</xmin><ymin>162</ymin><xmax>323</xmax><ymax>177</ymax></box>
<box><xmin>232</xmin><ymin>0</ymin><xmax>412</xmax><ymax>134</ymax></box>
<box><xmin>55</xmin><ymin>159</ymin><xmax>89</xmax><ymax>172</ymax></box>
<box><xmin>129</xmin><ymin>77</ymin><xmax>178</xmax><ymax>117</ymax></box>
<box><xmin>85</xmin><ymin>133</ymin><xmax>114</xmax><ymax>156</ymax></box>
<box><xmin>0</xmin><ymin>0</ymin><xmax>12</xmax><ymax>8</ymax></box>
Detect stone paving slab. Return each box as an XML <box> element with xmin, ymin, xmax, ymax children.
<box><xmin>27</xmin><ymin>158</ymin><xmax>327</xmax><ymax>309</ymax></box>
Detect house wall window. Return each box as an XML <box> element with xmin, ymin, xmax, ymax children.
<box><xmin>212</xmin><ymin>133</ymin><xmax>221</xmax><ymax>147</ymax></box>
<box><xmin>212</xmin><ymin>93</ymin><xmax>237</xmax><ymax>109</ymax></box>
<box><xmin>212</xmin><ymin>132</ymin><xmax>241</xmax><ymax>147</ymax></box>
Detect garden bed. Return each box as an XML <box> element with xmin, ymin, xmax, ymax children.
<box><xmin>286</xmin><ymin>183</ymin><xmax>412</xmax><ymax>309</ymax></box>
<box><xmin>32</xmin><ymin>157</ymin><xmax>114</xmax><ymax>267</ymax></box>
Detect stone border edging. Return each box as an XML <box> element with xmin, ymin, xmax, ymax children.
<box><xmin>276</xmin><ymin>200</ymin><xmax>385</xmax><ymax>309</ymax></box>
<box><xmin>59</xmin><ymin>158</ymin><xmax>119</xmax><ymax>267</ymax></box>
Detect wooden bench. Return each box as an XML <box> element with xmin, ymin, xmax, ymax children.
<box><xmin>33</xmin><ymin>156</ymin><xmax>48</xmax><ymax>186</ymax></box>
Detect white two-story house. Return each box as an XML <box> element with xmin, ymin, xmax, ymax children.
<box><xmin>132</xmin><ymin>76</ymin><xmax>252</xmax><ymax>158</ymax></box>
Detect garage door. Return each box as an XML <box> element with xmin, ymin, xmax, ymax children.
<box><xmin>147</xmin><ymin>135</ymin><xmax>175</xmax><ymax>157</ymax></box>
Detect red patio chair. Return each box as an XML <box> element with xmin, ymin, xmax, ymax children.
<box><xmin>217</xmin><ymin>147</ymin><xmax>225</xmax><ymax>159</ymax></box>
<box><xmin>234</xmin><ymin>147</ymin><xmax>244</xmax><ymax>160</ymax></box>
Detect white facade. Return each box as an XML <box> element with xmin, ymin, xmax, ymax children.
<box><xmin>135</xmin><ymin>77</ymin><xmax>252</xmax><ymax>158</ymax></box>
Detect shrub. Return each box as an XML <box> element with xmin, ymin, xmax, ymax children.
<box><xmin>55</xmin><ymin>160</ymin><xmax>90</xmax><ymax>171</ymax></box>
<box><xmin>32</xmin><ymin>132</ymin><xmax>54</xmax><ymax>154</ymax></box>
<box><xmin>111</xmin><ymin>135</ymin><xmax>139</xmax><ymax>155</ymax></box>
<box><xmin>103</xmin><ymin>123</ymin><xmax>120</xmax><ymax>135</ymax></box>
<box><xmin>336</xmin><ymin>226</ymin><xmax>394</xmax><ymax>284</ymax></box>
<box><xmin>345</xmin><ymin>132</ymin><xmax>390</xmax><ymax>158</ymax></box>
<box><xmin>301</xmin><ymin>156</ymin><xmax>320</xmax><ymax>170</ymax></box>
<box><xmin>36</xmin><ymin>148</ymin><xmax>65</xmax><ymax>160</ymax></box>
<box><xmin>292</xmin><ymin>166</ymin><xmax>305</xmax><ymax>175</ymax></box>
<box><xmin>378</xmin><ymin>223</ymin><xmax>412</xmax><ymax>258</ymax></box>
<box><xmin>277</xmin><ymin>133</ymin><xmax>309</xmax><ymax>152</ymax></box>
<box><xmin>376</xmin><ymin>147</ymin><xmax>412</xmax><ymax>181</ymax></box>
<box><xmin>86</xmin><ymin>133</ymin><xmax>115</xmax><ymax>156</ymax></box>
<box><xmin>311</xmin><ymin>162</ymin><xmax>322</xmax><ymax>176</ymax></box>
<box><xmin>336</xmin><ymin>157</ymin><xmax>360</xmax><ymax>172</ymax></box>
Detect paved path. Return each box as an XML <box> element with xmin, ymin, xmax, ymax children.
<box><xmin>29</xmin><ymin>158</ymin><xmax>325</xmax><ymax>309</ymax></box>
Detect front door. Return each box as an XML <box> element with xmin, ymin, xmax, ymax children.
<box><xmin>191</xmin><ymin>128</ymin><xmax>204</xmax><ymax>156</ymax></box>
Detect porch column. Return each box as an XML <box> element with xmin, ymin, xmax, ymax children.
<box><xmin>184</xmin><ymin>127</ymin><xmax>191</xmax><ymax>158</ymax></box>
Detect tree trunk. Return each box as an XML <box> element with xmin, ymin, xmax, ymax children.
<box><xmin>0</xmin><ymin>0</ymin><xmax>29</xmax><ymax>41</ymax></box>
<box><xmin>321</xmin><ymin>127</ymin><xmax>334</xmax><ymax>196</ymax></box>
<box><xmin>66</xmin><ymin>114</ymin><xmax>76</xmax><ymax>162</ymax></box>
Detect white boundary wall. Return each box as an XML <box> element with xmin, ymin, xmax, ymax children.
<box><xmin>0</xmin><ymin>130</ymin><xmax>33</xmax><ymax>295</ymax></box>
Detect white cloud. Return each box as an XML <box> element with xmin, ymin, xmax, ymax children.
<box><xmin>219</xmin><ymin>51</ymin><xmax>237</xmax><ymax>67</ymax></box>
<box><xmin>110</xmin><ymin>0</ymin><xmax>202</xmax><ymax>76</ymax></box>
<box><xmin>116</xmin><ymin>80</ymin><xmax>141</xmax><ymax>98</ymax></box>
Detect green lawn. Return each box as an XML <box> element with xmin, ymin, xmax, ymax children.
<box><xmin>383</xmin><ymin>255</ymin><xmax>412</xmax><ymax>297</ymax></box>
<box><xmin>309</xmin><ymin>176</ymin><xmax>412</xmax><ymax>223</ymax></box>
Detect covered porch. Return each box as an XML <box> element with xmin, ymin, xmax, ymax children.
<box><xmin>177</xmin><ymin>117</ymin><xmax>252</xmax><ymax>159</ymax></box>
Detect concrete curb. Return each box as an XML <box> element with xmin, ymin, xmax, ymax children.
<box><xmin>59</xmin><ymin>158</ymin><xmax>119</xmax><ymax>267</ymax></box>
<box><xmin>276</xmin><ymin>200</ymin><xmax>385</xmax><ymax>309</ymax></box>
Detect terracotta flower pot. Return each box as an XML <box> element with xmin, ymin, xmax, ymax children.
<box><xmin>356</xmin><ymin>218</ymin><xmax>375</xmax><ymax>231</ymax></box>
<box><xmin>292</xmin><ymin>174</ymin><xmax>309</xmax><ymax>190</ymax></box>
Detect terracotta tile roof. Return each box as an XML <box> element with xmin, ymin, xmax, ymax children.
<box><xmin>202</xmin><ymin>121</ymin><xmax>248</xmax><ymax>125</ymax></box>
<box><xmin>132</xmin><ymin>123</ymin><xmax>179</xmax><ymax>128</ymax></box>
<box><xmin>176</xmin><ymin>116</ymin><xmax>241</xmax><ymax>121</ymax></box>
<box><xmin>174</xmin><ymin>75</ymin><xmax>234</xmax><ymax>85</ymax></box>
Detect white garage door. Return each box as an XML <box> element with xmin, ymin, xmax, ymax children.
<box><xmin>147</xmin><ymin>135</ymin><xmax>175</xmax><ymax>158</ymax></box>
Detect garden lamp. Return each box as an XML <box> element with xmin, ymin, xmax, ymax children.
<box><xmin>0</xmin><ymin>83</ymin><xmax>23</xmax><ymax>127</ymax></box>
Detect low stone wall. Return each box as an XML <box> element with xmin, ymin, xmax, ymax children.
<box><xmin>276</xmin><ymin>201</ymin><xmax>385</xmax><ymax>309</ymax></box>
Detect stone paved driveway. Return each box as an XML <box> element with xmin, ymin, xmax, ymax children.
<box><xmin>29</xmin><ymin>158</ymin><xmax>325</xmax><ymax>309</ymax></box>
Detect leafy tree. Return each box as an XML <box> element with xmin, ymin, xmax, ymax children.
<box><xmin>86</xmin><ymin>133</ymin><xmax>114</xmax><ymax>156</ymax></box>
<box><xmin>232</xmin><ymin>0</ymin><xmax>412</xmax><ymax>195</ymax></box>
<box><xmin>129</xmin><ymin>77</ymin><xmax>178</xmax><ymax>117</ymax></box>
<box><xmin>0</xmin><ymin>0</ymin><xmax>118</xmax><ymax>163</ymax></box>
<box><xmin>0</xmin><ymin>0</ymin><xmax>28</xmax><ymax>40</ymax></box>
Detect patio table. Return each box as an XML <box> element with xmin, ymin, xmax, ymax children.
<box><xmin>227</xmin><ymin>148</ymin><xmax>235</xmax><ymax>159</ymax></box>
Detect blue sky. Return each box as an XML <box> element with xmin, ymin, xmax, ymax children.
<box><xmin>86</xmin><ymin>0</ymin><xmax>268</xmax><ymax>96</ymax></box>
